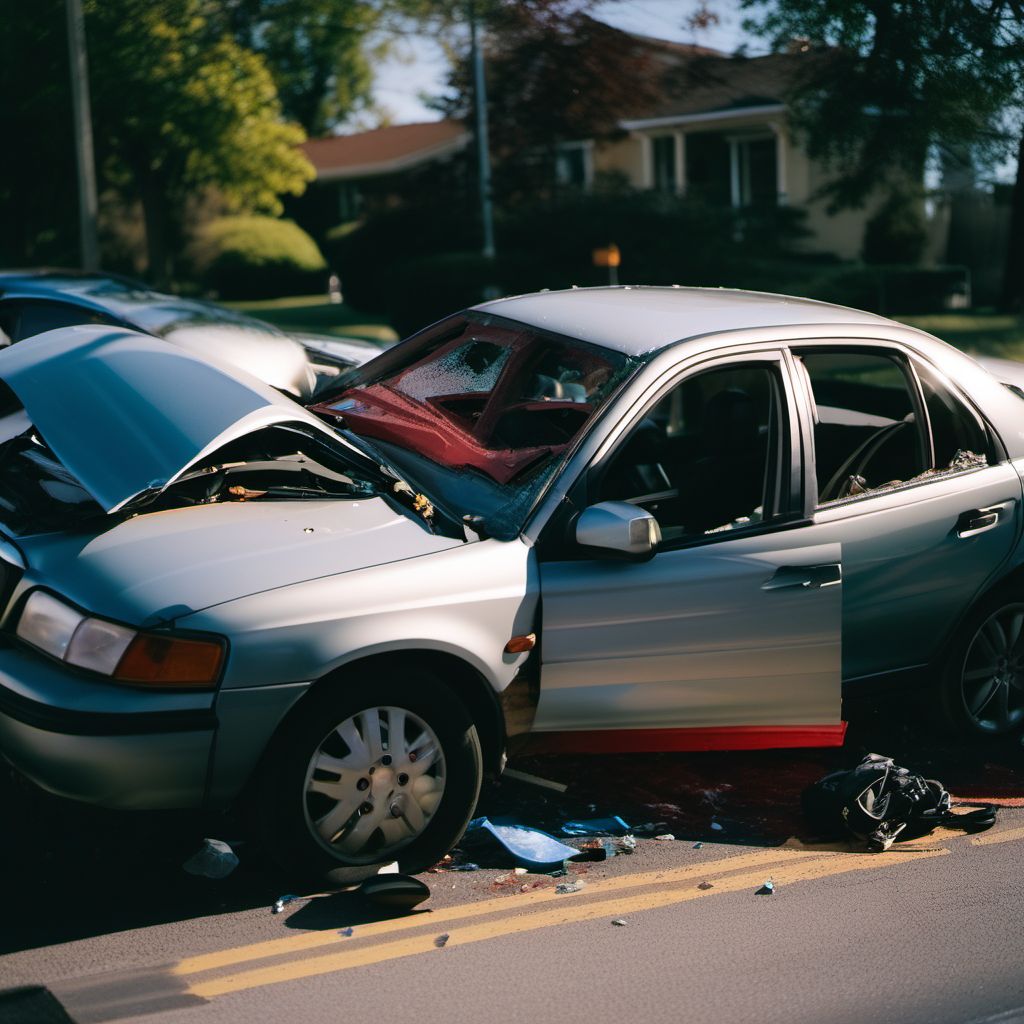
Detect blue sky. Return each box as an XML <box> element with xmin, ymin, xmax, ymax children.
<box><xmin>366</xmin><ymin>0</ymin><xmax>756</xmax><ymax>127</ymax></box>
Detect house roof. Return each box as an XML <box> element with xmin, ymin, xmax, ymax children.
<box><xmin>621</xmin><ymin>49</ymin><xmax>820</xmax><ymax>129</ymax></box>
<box><xmin>301</xmin><ymin>121</ymin><xmax>471</xmax><ymax>183</ymax></box>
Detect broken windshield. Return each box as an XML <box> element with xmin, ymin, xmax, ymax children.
<box><xmin>312</xmin><ymin>312</ymin><xmax>639</xmax><ymax>539</ymax></box>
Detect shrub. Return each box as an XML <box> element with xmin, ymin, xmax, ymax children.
<box><xmin>191</xmin><ymin>215</ymin><xmax>327</xmax><ymax>299</ymax></box>
<box><xmin>862</xmin><ymin>191</ymin><xmax>928</xmax><ymax>266</ymax></box>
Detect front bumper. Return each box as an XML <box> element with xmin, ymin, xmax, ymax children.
<box><xmin>0</xmin><ymin>643</ymin><xmax>214</xmax><ymax>809</ymax></box>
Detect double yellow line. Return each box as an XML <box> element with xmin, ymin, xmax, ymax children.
<box><xmin>179</xmin><ymin>841</ymin><xmax>952</xmax><ymax>999</ymax></box>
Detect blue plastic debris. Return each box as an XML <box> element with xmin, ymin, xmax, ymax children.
<box><xmin>560</xmin><ymin>816</ymin><xmax>632</xmax><ymax>837</ymax></box>
<box><xmin>338</xmin><ymin>926</ymin><xmax>354</xmax><ymax>937</ymax></box>
<box><xmin>693</xmin><ymin>841</ymin><xmax>704</xmax><ymax>849</ymax></box>
<box><xmin>464</xmin><ymin>817</ymin><xmax>578</xmax><ymax>872</ymax></box>
<box><xmin>272</xmin><ymin>894</ymin><xmax>300</xmax><ymax>914</ymax></box>
<box><xmin>710</xmin><ymin>820</ymin><xmax>724</xmax><ymax>832</ymax></box>
<box><xmin>756</xmin><ymin>878</ymin><xmax>775</xmax><ymax>896</ymax></box>
<box><xmin>448</xmin><ymin>862</ymin><xmax>480</xmax><ymax>872</ymax></box>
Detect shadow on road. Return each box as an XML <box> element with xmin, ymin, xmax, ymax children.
<box><xmin>2</xmin><ymin>693</ymin><xmax>1020</xmax><ymax>955</ymax></box>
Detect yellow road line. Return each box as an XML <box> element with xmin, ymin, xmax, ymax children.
<box><xmin>175</xmin><ymin>846</ymin><xmax>836</xmax><ymax>977</ymax></box>
<box><xmin>970</xmin><ymin>824</ymin><xmax>1024</xmax><ymax>846</ymax></box>
<box><xmin>189</xmin><ymin>848</ymin><xmax>949</xmax><ymax>999</ymax></box>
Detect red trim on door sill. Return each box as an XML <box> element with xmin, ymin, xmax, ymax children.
<box><xmin>525</xmin><ymin>722</ymin><xmax>848</xmax><ymax>755</ymax></box>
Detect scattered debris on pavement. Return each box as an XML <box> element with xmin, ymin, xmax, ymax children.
<box><xmin>463</xmin><ymin>816</ymin><xmax>578</xmax><ymax>871</ymax></box>
<box><xmin>560</xmin><ymin>816</ymin><xmax>632</xmax><ymax>837</ymax></box>
<box><xmin>697</xmin><ymin>881</ymin><xmax>714</xmax><ymax>890</ymax></box>
<box><xmin>756</xmin><ymin>878</ymin><xmax>775</xmax><ymax>895</ymax></box>
<box><xmin>181</xmin><ymin>838</ymin><xmax>239</xmax><ymax>880</ymax></box>
<box><xmin>503</xmin><ymin>768</ymin><xmax>568</xmax><ymax>793</ymax></box>
<box><xmin>693</xmin><ymin>841</ymin><xmax>704</xmax><ymax>849</ymax></box>
<box><xmin>272</xmin><ymin>894</ymin><xmax>302</xmax><ymax>914</ymax></box>
<box><xmin>338</xmin><ymin>927</ymin><xmax>354</xmax><ymax>937</ymax></box>
<box><xmin>653</xmin><ymin>833</ymin><xmax>676</xmax><ymax>841</ymax></box>
<box><xmin>556</xmin><ymin>879</ymin><xmax>586</xmax><ymax>895</ymax></box>
<box><xmin>357</xmin><ymin>874</ymin><xmax>430</xmax><ymax>910</ymax></box>
<box><xmin>611</xmin><ymin>918</ymin><xmax>628</xmax><ymax>926</ymax></box>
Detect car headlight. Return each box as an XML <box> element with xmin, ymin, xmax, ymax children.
<box><xmin>16</xmin><ymin>590</ymin><xmax>224</xmax><ymax>688</ymax></box>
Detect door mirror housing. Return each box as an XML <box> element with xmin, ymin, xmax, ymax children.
<box><xmin>575</xmin><ymin>501</ymin><xmax>661</xmax><ymax>561</ymax></box>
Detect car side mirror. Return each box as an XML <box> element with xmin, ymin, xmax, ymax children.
<box><xmin>575</xmin><ymin>501</ymin><xmax>661</xmax><ymax>561</ymax></box>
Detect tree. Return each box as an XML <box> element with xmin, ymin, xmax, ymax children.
<box><xmin>740</xmin><ymin>0</ymin><xmax>1024</xmax><ymax>305</ymax></box>
<box><xmin>83</xmin><ymin>0</ymin><xmax>315</xmax><ymax>285</ymax></box>
<box><xmin>0</xmin><ymin>0</ymin><xmax>319</xmax><ymax>283</ymax></box>
<box><xmin>222</xmin><ymin>0</ymin><xmax>380</xmax><ymax>136</ymax></box>
<box><xmin>431</xmin><ymin>4</ymin><xmax>662</xmax><ymax>203</ymax></box>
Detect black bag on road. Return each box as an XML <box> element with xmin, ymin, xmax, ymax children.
<box><xmin>802</xmin><ymin>753</ymin><xmax>998</xmax><ymax>851</ymax></box>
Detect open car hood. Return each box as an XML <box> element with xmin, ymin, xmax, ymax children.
<box><xmin>0</xmin><ymin>325</ymin><xmax>344</xmax><ymax>513</ymax></box>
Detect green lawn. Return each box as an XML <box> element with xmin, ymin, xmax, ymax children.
<box><xmin>896</xmin><ymin>312</ymin><xmax>1024</xmax><ymax>360</ymax></box>
<box><xmin>225</xmin><ymin>295</ymin><xmax>398</xmax><ymax>346</ymax></box>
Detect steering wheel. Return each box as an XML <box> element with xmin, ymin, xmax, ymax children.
<box><xmin>819</xmin><ymin>420</ymin><xmax>913</xmax><ymax>503</ymax></box>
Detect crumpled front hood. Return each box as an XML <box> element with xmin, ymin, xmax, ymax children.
<box><xmin>0</xmin><ymin>325</ymin><xmax>341</xmax><ymax>513</ymax></box>
<box><xmin>16</xmin><ymin>497</ymin><xmax>461</xmax><ymax>626</ymax></box>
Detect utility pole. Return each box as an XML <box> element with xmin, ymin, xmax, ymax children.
<box><xmin>66</xmin><ymin>0</ymin><xmax>99</xmax><ymax>270</ymax></box>
<box><xmin>469</xmin><ymin>4</ymin><xmax>496</xmax><ymax>261</ymax></box>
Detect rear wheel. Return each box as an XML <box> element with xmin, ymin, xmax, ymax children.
<box><xmin>941</xmin><ymin>591</ymin><xmax>1024</xmax><ymax>736</ymax></box>
<box><xmin>256</xmin><ymin>671</ymin><xmax>483</xmax><ymax>884</ymax></box>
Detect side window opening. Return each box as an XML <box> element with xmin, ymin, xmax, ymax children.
<box><xmin>799</xmin><ymin>348</ymin><xmax>988</xmax><ymax>507</ymax></box>
<box><xmin>595</xmin><ymin>363</ymin><xmax>782</xmax><ymax>544</ymax></box>
<box><xmin>914</xmin><ymin>360</ymin><xmax>994</xmax><ymax>470</ymax></box>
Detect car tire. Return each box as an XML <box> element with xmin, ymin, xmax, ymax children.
<box><xmin>254</xmin><ymin>669</ymin><xmax>483</xmax><ymax>885</ymax></box>
<box><xmin>939</xmin><ymin>585</ymin><xmax>1024</xmax><ymax>737</ymax></box>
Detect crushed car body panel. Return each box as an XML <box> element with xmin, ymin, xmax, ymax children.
<box><xmin>15</xmin><ymin>497</ymin><xmax>462</xmax><ymax>625</ymax></box>
<box><xmin>0</xmin><ymin>325</ymin><xmax>344</xmax><ymax>512</ymax></box>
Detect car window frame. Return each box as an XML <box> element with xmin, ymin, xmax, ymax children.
<box><xmin>535</xmin><ymin>347</ymin><xmax>808</xmax><ymax>560</ymax></box>
<box><xmin>0</xmin><ymin>297</ymin><xmax>123</xmax><ymax>343</ymax></box>
<box><xmin>788</xmin><ymin>338</ymin><xmax>1006</xmax><ymax>513</ymax></box>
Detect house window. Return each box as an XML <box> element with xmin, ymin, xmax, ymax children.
<box><xmin>651</xmin><ymin>135</ymin><xmax>677</xmax><ymax>193</ymax></box>
<box><xmin>685</xmin><ymin>132</ymin><xmax>778</xmax><ymax>208</ymax></box>
<box><xmin>337</xmin><ymin>181</ymin><xmax>363</xmax><ymax>221</ymax></box>
<box><xmin>733</xmin><ymin>136</ymin><xmax>778</xmax><ymax>207</ymax></box>
<box><xmin>555</xmin><ymin>143</ymin><xmax>591</xmax><ymax>189</ymax></box>
<box><xmin>685</xmin><ymin>133</ymin><xmax>731</xmax><ymax>205</ymax></box>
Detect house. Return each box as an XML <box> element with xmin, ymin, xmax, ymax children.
<box><xmin>290</xmin><ymin>120</ymin><xmax>471</xmax><ymax>237</ymax></box>
<box><xmin>294</xmin><ymin>30</ymin><xmax>935</xmax><ymax>263</ymax></box>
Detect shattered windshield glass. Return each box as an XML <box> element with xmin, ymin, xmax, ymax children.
<box><xmin>312</xmin><ymin>312</ymin><xmax>639</xmax><ymax>539</ymax></box>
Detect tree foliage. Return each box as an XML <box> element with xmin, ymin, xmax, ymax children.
<box><xmin>84</xmin><ymin>0</ymin><xmax>315</xmax><ymax>282</ymax></box>
<box><xmin>223</xmin><ymin>0</ymin><xmax>380</xmax><ymax>136</ymax></box>
<box><xmin>741</xmin><ymin>0</ymin><xmax>1024</xmax><ymax>208</ymax></box>
<box><xmin>433</xmin><ymin>3</ymin><xmax>661</xmax><ymax>202</ymax></box>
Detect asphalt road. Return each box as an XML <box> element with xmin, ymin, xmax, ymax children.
<box><xmin>2</xmin><ymin>700</ymin><xmax>1023</xmax><ymax>1024</ymax></box>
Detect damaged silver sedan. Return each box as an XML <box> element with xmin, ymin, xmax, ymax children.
<box><xmin>2</xmin><ymin>287</ymin><xmax>1024</xmax><ymax>880</ymax></box>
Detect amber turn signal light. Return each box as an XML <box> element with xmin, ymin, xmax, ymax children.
<box><xmin>114</xmin><ymin>633</ymin><xmax>225</xmax><ymax>687</ymax></box>
<box><xmin>504</xmin><ymin>633</ymin><xmax>536</xmax><ymax>654</ymax></box>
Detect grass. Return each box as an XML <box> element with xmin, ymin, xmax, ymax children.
<box><xmin>224</xmin><ymin>294</ymin><xmax>398</xmax><ymax>346</ymax></box>
<box><xmin>895</xmin><ymin>312</ymin><xmax>1024</xmax><ymax>360</ymax></box>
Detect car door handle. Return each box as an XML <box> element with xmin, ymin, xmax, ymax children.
<box><xmin>761</xmin><ymin>563</ymin><xmax>842</xmax><ymax>591</ymax></box>
<box><xmin>956</xmin><ymin>504</ymin><xmax>1008</xmax><ymax>539</ymax></box>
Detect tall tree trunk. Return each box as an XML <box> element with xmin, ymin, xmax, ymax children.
<box><xmin>139</xmin><ymin>171</ymin><xmax>169</xmax><ymax>288</ymax></box>
<box><xmin>1001</xmin><ymin>131</ymin><xmax>1024</xmax><ymax>311</ymax></box>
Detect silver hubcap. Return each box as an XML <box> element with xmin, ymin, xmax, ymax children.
<box><xmin>303</xmin><ymin>706</ymin><xmax>445</xmax><ymax>861</ymax></box>
<box><xmin>961</xmin><ymin>604</ymin><xmax>1024</xmax><ymax>733</ymax></box>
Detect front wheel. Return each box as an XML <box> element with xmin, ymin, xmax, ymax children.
<box><xmin>255</xmin><ymin>671</ymin><xmax>483</xmax><ymax>884</ymax></box>
<box><xmin>940</xmin><ymin>590</ymin><xmax>1024</xmax><ymax>736</ymax></box>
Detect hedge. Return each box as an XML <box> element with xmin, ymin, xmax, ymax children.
<box><xmin>192</xmin><ymin>215</ymin><xmax>327</xmax><ymax>300</ymax></box>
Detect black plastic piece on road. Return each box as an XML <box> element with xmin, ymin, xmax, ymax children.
<box><xmin>0</xmin><ymin>985</ymin><xmax>77</xmax><ymax>1024</ymax></box>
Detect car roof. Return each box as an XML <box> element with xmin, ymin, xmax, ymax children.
<box><xmin>473</xmin><ymin>286</ymin><xmax>891</xmax><ymax>356</ymax></box>
<box><xmin>0</xmin><ymin>269</ymin><xmax>280</xmax><ymax>337</ymax></box>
